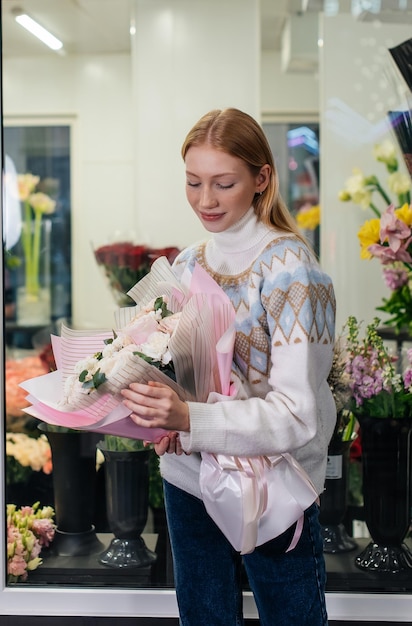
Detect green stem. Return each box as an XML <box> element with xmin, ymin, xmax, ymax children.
<box><xmin>22</xmin><ymin>202</ymin><xmax>41</xmax><ymax>298</ymax></box>
<box><xmin>31</xmin><ymin>209</ymin><xmax>42</xmax><ymax>295</ymax></box>
<box><xmin>398</xmin><ymin>191</ymin><xmax>411</xmax><ymax>206</ymax></box>
<box><xmin>369</xmin><ymin>202</ymin><xmax>381</xmax><ymax>218</ymax></box>
<box><xmin>375</xmin><ymin>183</ymin><xmax>392</xmax><ymax>206</ymax></box>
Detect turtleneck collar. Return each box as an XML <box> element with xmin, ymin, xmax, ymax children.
<box><xmin>211</xmin><ymin>207</ymin><xmax>270</xmax><ymax>255</ymax></box>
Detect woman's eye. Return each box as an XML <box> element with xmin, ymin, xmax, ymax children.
<box><xmin>187</xmin><ymin>181</ymin><xmax>200</xmax><ymax>188</ymax></box>
<box><xmin>217</xmin><ymin>183</ymin><xmax>234</xmax><ymax>190</ymax></box>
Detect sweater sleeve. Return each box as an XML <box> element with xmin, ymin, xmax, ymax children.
<box><xmin>179</xmin><ymin>254</ymin><xmax>336</xmax><ymax>457</ymax></box>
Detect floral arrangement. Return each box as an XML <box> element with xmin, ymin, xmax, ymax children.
<box><xmin>63</xmin><ymin>296</ymin><xmax>179</xmax><ymax>406</ymax></box>
<box><xmin>339</xmin><ymin>140</ymin><xmax>412</xmax><ymax>333</ymax></box>
<box><xmin>7</xmin><ymin>501</ymin><xmax>55</xmax><ymax>583</ymax></box>
<box><xmin>6</xmin><ymin>433</ymin><xmax>52</xmax><ymax>485</ymax></box>
<box><xmin>20</xmin><ymin>257</ymin><xmax>235</xmax><ymax>442</ymax></box>
<box><xmin>17</xmin><ymin>173</ymin><xmax>56</xmax><ymax>299</ymax></box>
<box><xmin>296</xmin><ymin>203</ymin><xmax>320</xmax><ymax>231</ymax></box>
<box><xmin>343</xmin><ymin>315</ymin><xmax>412</xmax><ymax>419</ymax></box>
<box><xmin>94</xmin><ymin>242</ymin><xmax>180</xmax><ymax>306</ymax></box>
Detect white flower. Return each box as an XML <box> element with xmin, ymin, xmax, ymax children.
<box><xmin>101</xmin><ymin>334</ymin><xmax>131</xmax><ymax>358</ymax></box>
<box><xmin>73</xmin><ymin>356</ymin><xmax>100</xmax><ymax>377</ymax></box>
<box><xmin>388</xmin><ymin>172</ymin><xmax>411</xmax><ymax>196</ymax></box>
<box><xmin>345</xmin><ymin>168</ymin><xmax>366</xmax><ymax>194</ymax></box>
<box><xmin>344</xmin><ymin>169</ymin><xmax>372</xmax><ymax>209</ymax></box>
<box><xmin>373</xmin><ymin>140</ymin><xmax>396</xmax><ymax>165</ymax></box>
<box><xmin>139</xmin><ymin>331</ymin><xmax>172</xmax><ymax>364</ymax></box>
<box><xmin>63</xmin><ymin>295</ymin><xmax>177</xmax><ymax>407</ymax></box>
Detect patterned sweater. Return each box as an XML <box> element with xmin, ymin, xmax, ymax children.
<box><xmin>160</xmin><ymin>207</ymin><xmax>336</xmax><ymax>497</ymax></box>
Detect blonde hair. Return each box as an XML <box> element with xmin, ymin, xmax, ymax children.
<box><xmin>181</xmin><ymin>108</ymin><xmax>307</xmax><ymax>243</ymax></box>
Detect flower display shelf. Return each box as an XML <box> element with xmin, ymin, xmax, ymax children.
<box><xmin>24</xmin><ymin>535</ymin><xmax>412</xmax><ymax>594</ymax></box>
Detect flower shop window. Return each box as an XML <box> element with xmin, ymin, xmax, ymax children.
<box><xmin>263</xmin><ymin>120</ymin><xmax>320</xmax><ymax>256</ymax></box>
<box><xmin>4</xmin><ymin>124</ymin><xmax>72</xmax><ymax>340</ymax></box>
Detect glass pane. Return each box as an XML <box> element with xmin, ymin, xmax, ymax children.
<box><xmin>264</xmin><ymin>122</ymin><xmax>320</xmax><ymax>255</ymax></box>
<box><xmin>4</xmin><ymin>125</ymin><xmax>72</xmax><ymax>334</ymax></box>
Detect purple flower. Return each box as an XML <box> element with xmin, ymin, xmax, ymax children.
<box><xmin>383</xmin><ymin>267</ymin><xmax>409</xmax><ymax>290</ymax></box>
<box><xmin>403</xmin><ymin>368</ymin><xmax>412</xmax><ymax>388</ymax></box>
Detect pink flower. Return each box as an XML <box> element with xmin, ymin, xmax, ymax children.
<box><xmin>8</xmin><ymin>554</ymin><xmax>28</xmax><ymax>580</ymax></box>
<box><xmin>368</xmin><ymin>241</ymin><xmax>412</xmax><ymax>264</ymax></box>
<box><xmin>32</xmin><ymin>518</ymin><xmax>55</xmax><ymax>547</ymax></box>
<box><xmin>382</xmin><ymin>267</ymin><xmax>409</xmax><ymax>290</ymax></box>
<box><xmin>380</xmin><ymin>205</ymin><xmax>411</xmax><ymax>252</ymax></box>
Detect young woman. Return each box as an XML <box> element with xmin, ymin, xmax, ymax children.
<box><xmin>121</xmin><ymin>108</ymin><xmax>336</xmax><ymax>625</ymax></box>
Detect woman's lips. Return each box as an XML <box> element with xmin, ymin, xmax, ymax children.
<box><xmin>200</xmin><ymin>212</ymin><xmax>224</xmax><ymax>222</ymax></box>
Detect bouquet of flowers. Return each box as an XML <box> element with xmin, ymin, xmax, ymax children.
<box><xmin>7</xmin><ymin>501</ymin><xmax>55</xmax><ymax>583</ymax></box>
<box><xmin>339</xmin><ymin>140</ymin><xmax>412</xmax><ymax>333</ymax></box>
<box><xmin>343</xmin><ymin>315</ymin><xmax>412</xmax><ymax>420</ymax></box>
<box><xmin>20</xmin><ymin>257</ymin><xmax>236</xmax><ymax>442</ymax></box>
<box><xmin>94</xmin><ymin>242</ymin><xmax>180</xmax><ymax>306</ymax></box>
<box><xmin>6</xmin><ymin>433</ymin><xmax>52</xmax><ymax>485</ymax></box>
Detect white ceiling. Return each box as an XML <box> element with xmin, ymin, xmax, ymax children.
<box><xmin>3</xmin><ymin>1</ymin><xmax>411</xmax><ymax>64</ymax></box>
<box><xmin>1</xmin><ymin>0</ymin><xmax>304</xmax><ymax>58</ymax></box>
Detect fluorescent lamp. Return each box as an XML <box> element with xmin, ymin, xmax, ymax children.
<box><xmin>14</xmin><ymin>13</ymin><xmax>63</xmax><ymax>51</ymax></box>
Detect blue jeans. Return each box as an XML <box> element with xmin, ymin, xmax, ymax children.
<box><xmin>163</xmin><ymin>480</ymin><xmax>328</xmax><ymax>626</ymax></box>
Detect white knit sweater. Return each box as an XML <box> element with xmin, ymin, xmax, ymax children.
<box><xmin>160</xmin><ymin>207</ymin><xmax>337</xmax><ymax>497</ymax></box>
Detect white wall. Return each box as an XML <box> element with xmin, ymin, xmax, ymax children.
<box><xmin>131</xmin><ymin>0</ymin><xmax>260</xmax><ymax>258</ymax></box>
<box><xmin>261</xmin><ymin>50</ymin><xmax>319</xmax><ymax>116</ymax></box>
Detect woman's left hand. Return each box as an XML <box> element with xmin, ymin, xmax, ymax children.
<box><xmin>121</xmin><ymin>380</ymin><xmax>190</xmax><ymax>433</ymax></box>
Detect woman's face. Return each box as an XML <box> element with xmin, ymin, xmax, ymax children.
<box><xmin>184</xmin><ymin>145</ymin><xmax>269</xmax><ymax>233</ymax></box>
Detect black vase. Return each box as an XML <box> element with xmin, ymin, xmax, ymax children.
<box><xmin>355</xmin><ymin>416</ymin><xmax>412</xmax><ymax>573</ymax></box>
<box><xmin>98</xmin><ymin>446</ymin><xmax>157</xmax><ymax>569</ymax></box>
<box><xmin>319</xmin><ymin>439</ymin><xmax>357</xmax><ymax>553</ymax></box>
<box><xmin>39</xmin><ymin>425</ymin><xmax>104</xmax><ymax>556</ymax></box>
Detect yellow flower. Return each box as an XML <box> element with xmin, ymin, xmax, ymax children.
<box><xmin>394</xmin><ymin>203</ymin><xmax>412</xmax><ymax>226</ymax></box>
<box><xmin>29</xmin><ymin>192</ymin><xmax>56</xmax><ymax>215</ymax></box>
<box><xmin>358</xmin><ymin>218</ymin><xmax>381</xmax><ymax>259</ymax></box>
<box><xmin>17</xmin><ymin>174</ymin><xmax>40</xmax><ymax>201</ymax></box>
<box><xmin>27</xmin><ymin>557</ymin><xmax>42</xmax><ymax>571</ymax></box>
<box><xmin>338</xmin><ymin>190</ymin><xmax>351</xmax><ymax>202</ymax></box>
<box><xmin>296</xmin><ymin>205</ymin><xmax>320</xmax><ymax>230</ymax></box>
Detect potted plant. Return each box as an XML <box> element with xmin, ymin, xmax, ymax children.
<box><xmin>343</xmin><ymin>315</ymin><xmax>412</xmax><ymax>572</ymax></box>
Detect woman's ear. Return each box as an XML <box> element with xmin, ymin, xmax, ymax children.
<box><xmin>256</xmin><ymin>164</ymin><xmax>271</xmax><ymax>193</ymax></box>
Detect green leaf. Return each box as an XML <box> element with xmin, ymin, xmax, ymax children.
<box><xmin>80</xmin><ymin>368</ymin><xmax>107</xmax><ymax>391</ymax></box>
<box><xmin>79</xmin><ymin>369</ymin><xmax>88</xmax><ymax>382</ymax></box>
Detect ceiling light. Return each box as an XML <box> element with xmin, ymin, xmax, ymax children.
<box><xmin>13</xmin><ymin>10</ymin><xmax>63</xmax><ymax>51</ymax></box>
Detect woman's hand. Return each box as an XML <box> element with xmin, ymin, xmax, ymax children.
<box><xmin>154</xmin><ymin>432</ymin><xmax>185</xmax><ymax>456</ymax></box>
<box><xmin>121</xmin><ymin>380</ymin><xmax>190</xmax><ymax>433</ymax></box>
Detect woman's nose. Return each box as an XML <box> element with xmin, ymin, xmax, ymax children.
<box><xmin>199</xmin><ymin>186</ymin><xmax>218</xmax><ymax>208</ymax></box>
